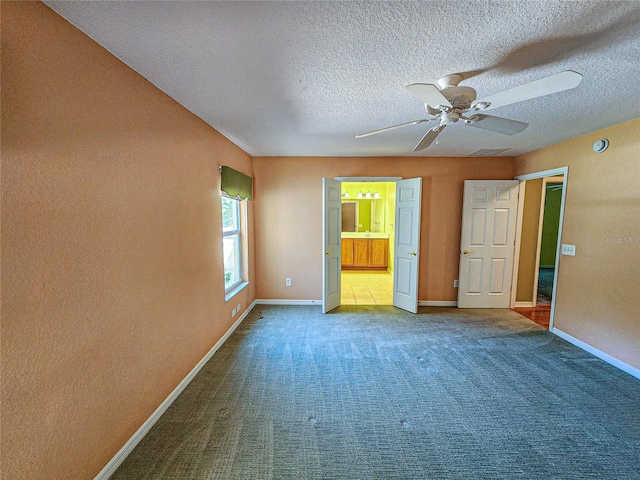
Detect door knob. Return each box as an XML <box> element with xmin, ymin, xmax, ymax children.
<box><xmin>409</xmin><ymin>251</ymin><xmax>417</xmax><ymax>256</ymax></box>
<box><xmin>326</xmin><ymin>251</ymin><xmax>333</xmax><ymax>255</ymax></box>
<box><xmin>462</xmin><ymin>250</ymin><xmax>473</xmax><ymax>255</ymax></box>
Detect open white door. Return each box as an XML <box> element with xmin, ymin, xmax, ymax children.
<box><xmin>322</xmin><ymin>178</ymin><xmax>341</xmax><ymax>313</ymax></box>
<box><xmin>458</xmin><ymin>180</ymin><xmax>520</xmax><ymax>308</ymax></box>
<box><xmin>393</xmin><ymin>178</ymin><xmax>422</xmax><ymax>313</ymax></box>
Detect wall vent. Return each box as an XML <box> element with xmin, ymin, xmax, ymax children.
<box><xmin>467</xmin><ymin>148</ymin><xmax>510</xmax><ymax>157</ymax></box>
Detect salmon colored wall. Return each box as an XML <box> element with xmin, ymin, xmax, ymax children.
<box><xmin>252</xmin><ymin>156</ymin><xmax>515</xmax><ymax>301</ymax></box>
<box><xmin>516</xmin><ymin>178</ymin><xmax>543</xmax><ymax>302</ymax></box>
<box><xmin>515</xmin><ymin>117</ymin><xmax>640</xmax><ymax>370</ymax></box>
<box><xmin>1</xmin><ymin>3</ymin><xmax>255</xmax><ymax>478</ymax></box>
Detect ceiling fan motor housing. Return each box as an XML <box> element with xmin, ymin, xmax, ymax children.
<box><xmin>441</xmin><ymin>86</ymin><xmax>477</xmax><ymax>109</ymax></box>
<box><xmin>440</xmin><ymin>111</ymin><xmax>460</xmax><ymax>125</ymax></box>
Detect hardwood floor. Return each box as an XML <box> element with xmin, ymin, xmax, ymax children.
<box><xmin>513</xmin><ymin>267</ymin><xmax>554</xmax><ymax>329</ymax></box>
<box><xmin>512</xmin><ymin>304</ymin><xmax>551</xmax><ymax>329</ymax></box>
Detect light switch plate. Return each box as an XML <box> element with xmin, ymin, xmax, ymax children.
<box><xmin>561</xmin><ymin>244</ymin><xmax>576</xmax><ymax>256</ymax></box>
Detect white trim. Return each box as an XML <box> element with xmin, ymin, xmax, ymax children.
<box><xmin>255</xmin><ymin>299</ymin><xmax>321</xmax><ymax>306</ymax></box>
<box><xmin>259</xmin><ymin>300</ymin><xmax>459</xmax><ymax>308</ymax></box>
<box><xmin>224</xmin><ymin>281</ymin><xmax>249</xmax><ymax>302</ymax></box>
<box><xmin>418</xmin><ymin>300</ymin><xmax>457</xmax><ymax>307</ymax></box>
<box><xmin>335</xmin><ymin>176</ymin><xmax>402</xmax><ymax>182</ymax></box>
<box><xmin>515</xmin><ymin>167</ymin><xmax>568</xmax><ymax>181</ymax></box>
<box><xmin>94</xmin><ymin>301</ymin><xmax>257</xmax><ymax>480</ymax></box>
<box><xmin>531</xmin><ymin>180</ymin><xmax>548</xmax><ymax>307</ymax></box>
<box><xmin>552</xmin><ymin>328</ymin><xmax>640</xmax><ymax>380</ymax></box>
<box><xmin>510</xmin><ymin>180</ymin><xmax>526</xmax><ymax>308</ymax></box>
<box><xmin>514</xmin><ymin>301</ymin><xmax>534</xmax><ymax>308</ymax></box>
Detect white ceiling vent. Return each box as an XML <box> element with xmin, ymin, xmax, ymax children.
<box><xmin>467</xmin><ymin>148</ymin><xmax>510</xmax><ymax>157</ymax></box>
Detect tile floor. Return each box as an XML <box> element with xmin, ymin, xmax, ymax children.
<box><xmin>341</xmin><ymin>271</ymin><xmax>393</xmax><ymax>305</ymax></box>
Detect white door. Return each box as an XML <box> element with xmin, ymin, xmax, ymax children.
<box><xmin>458</xmin><ymin>180</ymin><xmax>520</xmax><ymax>308</ymax></box>
<box><xmin>393</xmin><ymin>178</ymin><xmax>422</xmax><ymax>313</ymax></box>
<box><xmin>322</xmin><ymin>178</ymin><xmax>342</xmax><ymax>313</ymax></box>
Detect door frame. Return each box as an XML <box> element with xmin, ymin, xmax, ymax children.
<box><xmin>531</xmin><ymin>176</ymin><xmax>564</xmax><ymax>307</ymax></box>
<box><xmin>512</xmin><ymin>167</ymin><xmax>569</xmax><ymax>331</ymax></box>
<box><xmin>324</xmin><ymin>176</ymin><xmax>405</xmax><ymax>310</ymax></box>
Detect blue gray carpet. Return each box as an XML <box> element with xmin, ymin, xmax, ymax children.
<box><xmin>112</xmin><ymin>305</ymin><xmax>640</xmax><ymax>479</ymax></box>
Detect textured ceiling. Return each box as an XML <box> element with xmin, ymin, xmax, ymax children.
<box><xmin>45</xmin><ymin>1</ymin><xmax>640</xmax><ymax>157</ymax></box>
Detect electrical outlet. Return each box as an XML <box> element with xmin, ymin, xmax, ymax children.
<box><xmin>236</xmin><ymin>303</ymin><xmax>241</xmax><ymax>313</ymax></box>
<box><xmin>561</xmin><ymin>244</ymin><xmax>576</xmax><ymax>256</ymax></box>
<box><xmin>232</xmin><ymin>307</ymin><xmax>237</xmax><ymax>317</ymax></box>
<box><xmin>454</xmin><ymin>279</ymin><xmax>459</xmax><ymax>288</ymax></box>
<box><xmin>285</xmin><ymin>278</ymin><xmax>292</xmax><ymax>287</ymax></box>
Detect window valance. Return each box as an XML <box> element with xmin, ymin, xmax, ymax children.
<box><xmin>220</xmin><ymin>166</ymin><xmax>253</xmax><ymax>201</ymax></box>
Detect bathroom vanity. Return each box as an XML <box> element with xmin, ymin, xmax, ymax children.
<box><xmin>341</xmin><ymin>233</ymin><xmax>389</xmax><ymax>270</ymax></box>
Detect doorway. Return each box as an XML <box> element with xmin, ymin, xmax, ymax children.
<box><xmin>340</xmin><ymin>181</ymin><xmax>395</xmax><ymax>305</ymax></box>
<box><xmin>512</xmin><ymin>168</ymin><xmax>569</xmax><ymax>331</ymax></box>
<box><xmin>536</xmin><ymin>179</ymin><xmax>563</xmax><ymax>305</ymax></box>
<box><xmin>322</xmin><ymin>176</ymin><xmax>422</xmax><ymax>313</ymax></box>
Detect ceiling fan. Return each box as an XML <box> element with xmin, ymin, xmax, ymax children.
<box><xmin>355</xmin><ymin>70</ymin><xmax>583</xmax><ymax>151</ymax></box>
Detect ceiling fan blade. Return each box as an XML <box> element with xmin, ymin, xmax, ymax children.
<box><xmin>474</xmin><ymin>70</ymin><xmax>583</xmax><ymax>111</ymax></box>
<box><xmin>413</xmin><ymin>125</ymin><xmax>445</xmax><ymax>151</ymax></box>
<box><xmin>465</xmin><ymin>114</ymin><xmax>528</xmax><ymax>135</ymax></box>
<box><xmin>355</xmin><ymin>119</ymin><xmax>429</xmax><ymax>138</ymax></box>
<box><xmin>406</xmin><ymin>83</ymin><xmax>453</xmax><ymax>109</ymax></box>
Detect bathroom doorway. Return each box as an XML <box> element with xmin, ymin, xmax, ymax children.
<box><xmin>339</xmin><ymin>180</ymin><xmax>396</xmax><ymax>305</ymax></box>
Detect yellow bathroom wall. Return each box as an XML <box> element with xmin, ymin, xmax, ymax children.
<box><xmin>341</xmin><ymin>181</ymin><xmax>393</xmax><ymax>233</ymax></box>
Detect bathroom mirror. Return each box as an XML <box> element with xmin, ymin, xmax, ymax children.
<box><xmin>341</xmin><ymin>199</ymin><xmax>385</xmax><ymax>233</ymax></box>
<box><xmin>341</xmin><ymin>181</ymin><xmax>392</xmax><ymax>233</ymax></box>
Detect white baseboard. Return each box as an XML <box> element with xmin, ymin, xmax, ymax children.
<box><xmin>258</xmin><ymin>300</ymin><xmax>459</xmax><ymax>308</ymax></box>
<box><xmin>418</xmin><ymin>301</ymin><xmax>457</xmax><ymax>307</ymax></box>
<box><xmin>94</xmin><ymin>301</ymin><xmax>257</xmax><ymax>480</ymax></box>
<box><xmin>514</xmin><ymin>301</ymin><xmax>534</xmax><ymax>308</ymax></box>
<box><xmin>255</xmin><ymin>299</ymin><xmax>321</xmax><ymax>306</ymax></box>
<box><xmin>552</xmin><ymin>327</ymin><xmax>640</xmax><ymax>380</ymax></box>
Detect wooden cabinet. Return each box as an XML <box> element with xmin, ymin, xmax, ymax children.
<box><xmin>354</xmin><ymin>239</ymin><xmax>369</xmax><ymax>266</ymax></box>
<box><xmin>370</xmin><ymin>239</ymin><xmax>388</xmax><ymax>267</ymax></box>
<box><xmin>341</xmin><ymin>238</ymin><xmax>388</xmax><ymax>270</ymax></box>
<box><xmin>341</xmin><ymin>238</ymin><xmax>354</xmax><ymax>266</ymax></box>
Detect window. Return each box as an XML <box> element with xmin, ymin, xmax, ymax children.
<box><xmin>222</xmin><ymin>195</ymin><xmax>243</xmax><ymax>292</ymax></box>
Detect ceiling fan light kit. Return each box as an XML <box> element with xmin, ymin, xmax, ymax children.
<box><xmin>356</xmin><ymin>70</ymin><xmax>583</xmax><ymax>152</ymax></box>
